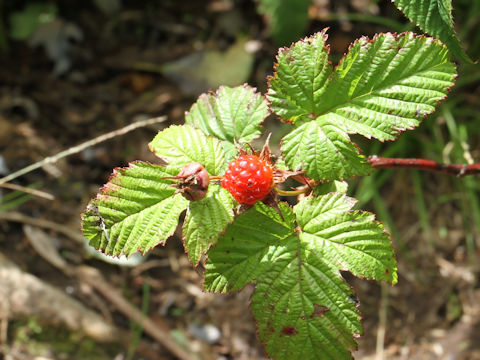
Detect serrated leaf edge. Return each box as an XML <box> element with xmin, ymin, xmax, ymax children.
<box><xmin>269</xmin><ymin>30</ymin><xmax>457</xmax><ymax>142</ymax></box>
<box><xmin>148</xmin><ymin>124</ymin><xmax>226</xmax><ymax>175</ymax></box>
<box><xmin>266</xmin><ymin>28</ymin><xmax>332</xmax><ymax>123</ymax></box>
<box><xmin>321</xmin><ymin>31</ymin><xmax>457</xmax><ymax>141</ymax></box>
<box><xmin>295</xmin><ymin>193</ymin><xmax>398</xmax><ymax>284</ymax></box>
<box><xmin>181</xmin><ymin>185</ymin><xmax>236</xmax><ymax>268</ymax></box>
<box><xmin>279</xmin><ymin>119</ymin><xmax>373</xmax><ymax>182</ymax></box>
<box><xmin>186</xmin><ymin>83</ymin><xmax>270</xmax><ymax>144</ymax></box>
<box><xmin>81</xmin><ymin>160</ymin><xmax>186</xmax><ymax>258</ymax></box>
<box><xmin>202</xmin><ymin>201</ymin><xmax>295</xmax><ymax>294</ymax></box>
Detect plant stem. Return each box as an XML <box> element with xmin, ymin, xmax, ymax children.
<box><xmin>275</xmin><ymin>187</ymin><xmax>309</xmax><ymax>196</ymax></box>
<box><xmin>0</xmin><ymin>182</ymin><xmax>54</xmax><ymax>200</ymax></box>
<box><xmin>368</xmin><ymin>156</ymin><xmax>480</xmax><ymax>177</ymax></box>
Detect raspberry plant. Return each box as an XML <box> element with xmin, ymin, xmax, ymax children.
<box><xmin>82</xmin><ymin>29</ymin><xmax>456</xmax><ymax>359</ymax></box>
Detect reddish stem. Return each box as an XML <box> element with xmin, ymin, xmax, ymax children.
<box><xmin>367</xmin><ymin>155</ymin><xmax>480</xmax><ymax>177</ymax></box>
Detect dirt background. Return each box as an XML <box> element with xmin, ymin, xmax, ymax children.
<box><xmin>0</xmin><ymin>0</ymin><xmax>479</xmax><ymax>359</ymax></box>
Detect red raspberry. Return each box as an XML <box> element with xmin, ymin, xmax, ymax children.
<box><xmin>221</xmin><ymin>155</ymin><xmax>274</xmax><ymax>205</ymax></box>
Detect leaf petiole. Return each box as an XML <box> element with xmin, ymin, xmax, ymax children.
<box><xmin>275</xmin><ymin>187</ymin><xmax>309</xmax><ymax>196</ymax></box>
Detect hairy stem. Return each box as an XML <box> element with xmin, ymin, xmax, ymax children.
<box><xmin>367</xmin><ymin>156</ymin><xmax>480</xmax><ymax>177</ymax></box>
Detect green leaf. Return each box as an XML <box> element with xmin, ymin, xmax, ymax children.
<box><xmin>257</xmin><ymin>0</ymin><xmax>311</xmax><ymax>45</ymax></box>
<box><xmin>318</xmin><ymin>32</ymin><xmax>457</xmax><ymax>141</ymax></box>
<box><xmin>393</xmin><ymin>0</ymin><xmax>473</xmax><ymax>63</ymax></box>
<box><xmin>281</xmin><ymin>118</ymin><xmax>371</xmax><ymax>180</ymax></box>
<box><xmin>204</xmin><ymin>202</ymin><xmax>295</xmax><ymax>292</ymax></box>
<box><xmin>313</xmin><ymin>180</ymin><xmax>349</xmax><ymax>196</ymax></box>
<box><xmin>270</xmin><ymin>31</ymin><xmax>456</xmax><ymax>181</ymax></box>
<box><xmin>81</xmin><ymin>162</ymin><xmax>188</xmax><ymax>257</ymax></box>
<box><xmin>295</xmin><ymin>193</ymin><xmax>397</xmax><ymax>283</ymax></box>
<box><xmin>220</xmin><ymin>140</ymin><xmax>239</xmax><ymax>165</ymax></box>
<box><xmin>204</xmin><ymin>193</ymin><xmax>397</xmax><ymax>359</ymax></box>
<box><xmin>268</xmin><ymin>28</ymin><xmax>332</xmax><ymax>122</ymax></box>
<box><xmin>185</xmin><ymin>85</ymin><xmax>268</xmax><ymax>144</ymax></box>
<box><xmin>183</xmin><ymin>185</ymin><xmax>235</xmax><ymax>266</ymax></box>
<box><xmin>251</xmin><ymin>236</ymin><xmax>361</xmax><ymax>360</ymax></box>
<box><xmin>148</xmin><ymin>125</ymin><xmax>225</xmax><ymax>175</ymax></box>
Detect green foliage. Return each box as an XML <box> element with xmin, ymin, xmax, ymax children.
<box><xmin>185</xmin><ymin>85</ymin><xmax>268</xmax><ymax>144</ymax></box>
<box><xmin>281</xmin><ymin>119</ymin><xmax>372</xmax><ymax>181</ymax></box>
<box><xmin>392</xmin><ymin>0</ymin><xmax>473</xmax><ymax>63</ymax></box>
<box><xmin>204</xmin><ymin>202</ymin><xmax>296</xmax><ymax>292</ymax></box>
<box><xmin>268</xmin><ymin>29</ymin><xmax>331</xmax><ymax>121</ymax></box>
<box><xmin>185</xmin><ymin>84</ymin><xmax>268</xmax><ymax>161</ymax></box>
<box><xmin>83</xmin><ymin>126</ymin><xmax>234</xmax><ymax>264</ymax></box>
<box><xmin>257</xmin><ymin>0</ymin><xmax>311</xmax><ymax>45</ymax></box>
<box><xmin>81</xmin><ymin>26</ymin><xmax>461</xmax><ymax>359</ymax></box>
<box><xmin>269</xmin><ymin>31</ymin><xmax>456</xmax><ymax>181</ymax></box>
<box><xmin>183</xmin><ymin>185</ymin><xmax>234</xmax><ymax>266</ymax></box>
<box><xmin>0</xmin><ymin>186</ymin><xmax>35</xmax><ymax>212</ymax></box>
<box><xmin>148</xmin><ymin>124</ymin><xmax>226</xmax><ymax>175</ymax></box>
<box><xmin>82</xmin><ymin>162</ymin><xmax>189</xmax><ymax>256</ymax></box>
<box><xmin>295</xmin><ymin>194</ymin><xmax>397</xmax><ymax>283</ymax></box>
<box><xmin>205</xmin><ymin>195</ymin><xmax>395</xmax><ymax>359</ymax></box>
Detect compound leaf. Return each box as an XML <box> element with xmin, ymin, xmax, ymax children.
<box><xmin>148</xmin><ymin>124</ymin><xmax>225</xmax><ymax>175</ymax></box>
<box><xmin>270</xmin><ymin>31</ymin><xmax>456</xmax><ymax>181</ymax></box>
<box><xmin>185</xmin><ymin>84</ymin><xmax>268</xmax><ymax>144</ymax></box>
<box><xmin>204</xmin><ymin>193</ymin><xmax>397</xmax><ymax>359</ymax></box>
<box><xmin>319</xmin><ymin>32</ymin><xmax>457</xmax><ymax>141</ymax></box>
<box><xmin>393</xmin><ymin>0</ymin><xmax>472</xmax><ymax>63</ymax></box>
<box><xmin>183</xmin><ymin>185</ymin><xmax>235</xmax><ymax>266</ymax></box>
<box><xmin>81</xmin><ymin>162</ymin><xmax>188</xmax><ymax>257</ymax></box>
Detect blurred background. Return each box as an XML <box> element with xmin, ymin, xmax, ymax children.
<box><xmin>0</xmin><ymin>0</ymin><xmax>479</xmax><ymax>359</ymax></box>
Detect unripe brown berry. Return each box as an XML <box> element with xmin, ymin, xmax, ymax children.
<box><xmin>175</xmin><ymin>162</ymin><xmax>209</xmax><ymax>201</ymax></box>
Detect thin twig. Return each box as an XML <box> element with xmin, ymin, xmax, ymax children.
<box><xmin>375</xmin><ymin>282</ymin><xmax>388</xmax><ymax>360</ymax></box>
<box><xmin>0</xmin><ymin>183</ymin><xmax>54</xmax><ymax>200</ymax></box>
<box><xmin>0</xmin><ymin>250</ymin><xmax>162</xmax><ymax>360</ymax></box>
<box><xmin>368</xmin><ymin>155</ymin><xmax>480</xmax><ymax>177</ymax></box>
<box><xmin>0</xmin><ymin>116</ymin><xmax>167</xmax><ymax>185</ymax></box>
<box><xmin>0</xmin><ymin>211</ymin><xmax>84</xmax><ymax>243</ymax></box>
<box><xmin>76</xmin><ymin>266</ymin><xmax>197</xmax><ymax>360</ymax></box>
<box><xmin>18</xmin><ymin>222</ymin><xmax>196</xmax><ymax>360</ymax></box>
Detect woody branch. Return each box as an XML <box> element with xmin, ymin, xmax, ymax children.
<box><xmin>367</xmin><ymin>156</ymin><xmax>480</xmax><ymax>177</ymax></box>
